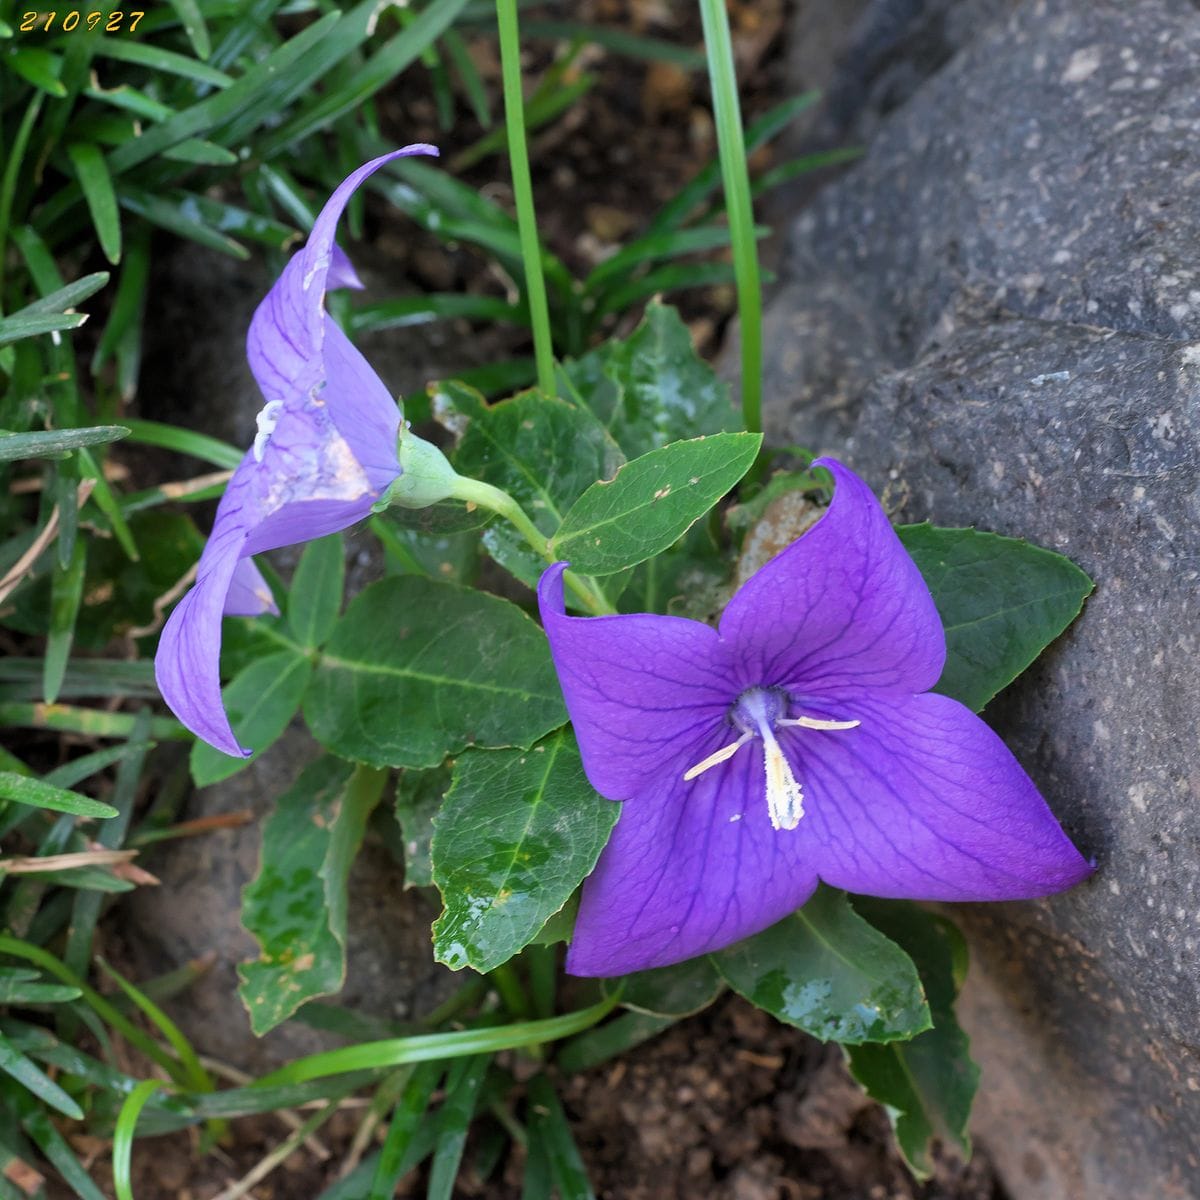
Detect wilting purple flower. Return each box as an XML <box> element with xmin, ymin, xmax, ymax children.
<box><xmin>538</xmin><ymin>458</ymin><xmax>1092</xmax><ymax>977</ymax></box>
<box><xmin>155</xmin><ymin>146</ymin><xmax>436</xmax><ymax>757</ymax></box>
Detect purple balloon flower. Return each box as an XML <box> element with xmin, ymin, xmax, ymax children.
<box><xmin>155</xmin><ymin>146</ymin><xmax>436</xmax><ymax>758</ymax></box>
<box><xmin>538</xmin><ymin>458</ymin><xmax>1092</xmax><ymax>977</ymax></box>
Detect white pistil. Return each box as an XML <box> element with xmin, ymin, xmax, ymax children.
<box><xmin>681</xmin><ymin>689</ymin><xmax>860</xmax><ymax>832</ymax></box>
<box><xmin>683</xmin><ymin>731</ymin><xmax>752</xmax><ymax>781</ymax></box>
<box><xmin>252</xmin><ymin>400</ymin><xmax>285</xmax><ymax>462</ymax></box>
<box><xmin>760</xmin><ymin>723</ymin><xmax>805</xmax><ymax>831</ymax></box>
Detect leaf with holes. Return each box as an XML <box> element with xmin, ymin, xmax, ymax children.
<box><xmin>238</xmin><ymin>758</ymin><xmax>385</xmax><ymax>1035</ymax></box>
<box><xmin>551</xmin><ymin>432</ymin><xmax>761</xmax><ymax>576</ymax></box>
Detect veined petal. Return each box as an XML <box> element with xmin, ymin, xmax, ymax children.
<box><xmin>321</xmin><ymin>316</ymin><xmax>401</xmax><ymax>494</ymax></box>
<box><xmin>246</xmin><ymin>144</ymin><xmax>437</xmax><ymax>407</ymax></box>
<box><xmin>224</xmin><ymin>558</ymin><xmax>277</xmax><ymax>617</ymax></box>
<box><xmin>155</xmin><ymin>523</ymin><xmax>251</xmax><ymax>758</ymax></box>
<box><xmin>566</xmin><ymin>742</ymin><xmax>820</xmax><ymax>976</ymax></box>
<box><xmin>718</xmin><ymin>458</ymin><xmax>945</xmax><ymax>697</ymax></box>
<box><xmin>797</xmin><ymin>692</ymin><xmax>1093</xmax><ymax>899</ymax></box>
<box><xmin>537</xmin><ymin>563</ymin><xmax>737</xmax><ymax>800</ymax></box>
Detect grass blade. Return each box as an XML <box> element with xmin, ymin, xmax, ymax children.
<box><xmin>66</xmin><ymin>142</ymin><xmax>121</xmax><ymax>264</ymax></box>
<box><xmin>112</xmin><ymin>1080</ymin><xmax>166</xmax><ymax>1200</ymax></box>
<box><xmin>0</xmin><ymin>772</ymin><xmax>117</xmax><ymax>820</ymax></box>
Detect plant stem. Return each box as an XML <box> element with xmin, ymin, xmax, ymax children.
<box><xmin>449</xmin><ymin>476</ymin><xmax>615</xmax><ymax>614</ymax></box>
<box><xmin>698</xmin><ymin>0</ymin><xmax>763</xmax><ymax>435</ymax></box>
<box><xmin>496</xmin><ymin>0</ymin><xmax>556</xmax><ymax>397</ymax></box>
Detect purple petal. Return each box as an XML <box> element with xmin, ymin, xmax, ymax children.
<box><xmin>321</xmin><ymin>316</ymin><xmax>401</xmax><ymax>494</ymax></box>
<box><xmin>224</xmin><ymin>557</ymin><xmax>277</xmax><ymax>617</ymax></box>
<box><xmin>155</xmin><ymin>524</ymin><xmax>251</xmax><ymax>758</ymax></box>
<box><xmin>246</xmin><ymin>144</ymin><xmax>437</xmax><ymax>407</ymax></box>
<box><xmin>794</xmin><ymin>692</ymin><xmax>1093</xmax><ymax>899</ymax></box>
<box><xmin>718</xmin><ymin>458</ymin><xmax>945</xmax><ymax>697</ymax></box>
<box><xmin>537</xmin><ymin>563</ymin><xmax>737</xmax><ymax>800</ymax></box>
<box><xmin>566</xmin><ymin>740</ymin><xmax>820</xmax><ymax>976</ymax></box>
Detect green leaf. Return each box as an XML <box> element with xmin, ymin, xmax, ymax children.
<box><xmin>7</xmin><ymin>48</ymin><xmax>66</xmax><ymax>97</ymax></box>
<box><xmin>712</xmin><ymin>886</ymin><xmax>931</xmax><ymax>1044</ymax></box>
<box><xmin>0</xmin><ymin>968</ymin><xmax>80</xmax><ymax>1005</ymax></box>
<box><xmin>0</xmin><ymin>425</ymin><xmax>129</xmax><ymax>463</ymax></box>
<box><xmin>190</xmin><ymin>650</ymin><xmax>313</xmax><ymax>785</ymax></box>
<box><xmin>550</xmin><ymin>431</ymin><xmax>761</xmax><ymax>576</ymax></box>
<box><xmin>564</xmin><ymin>302</ymin><xmax>737</xmax><ymax>457</ymax></box>
<box><xmin>604</xmin><ymin>956</ymin><xmax>724</xmax><ymax>1018</ymax></box>
<box><xmin>432</xmin><ymin>729</ymin><xmax>616</xmax><ymax>974</ymax></box>
<box><xmin>846</xmin><ymin>901</ymin><xmax>979</xmax><ymax>1179</ymax></box>
<box><xmin>67</xmin><ymin>142</ymin><xmax>121</xmax><ymax>264</ymax></box>
<box><xmin>257</xmin><ymin>0</ymin><xmax>473</xmax><ymax>154</ymax></box>
<box><xmin>525</xmin><ymin>1074</ymin><xmax>596</xmax><ymax>1200</ymax></box>
<box><xmin>307</xmin><ymin>577</ymin><xmax>566</xmax><ymax>769</ymax></box>
<box><xmin>393</xmin><ymin>766</ymin><xmax>449</xmax><ymax>889</ymax></box>
<box><xmin>0</xmin><ymin>1031</ymin><xmax>83</xmax><ymax>1118</ymax></box>
<box><xmin>287</xmin><ymin>533</ymin><xmax>343</xmax><ymax>650</ymax></box>
<box><xmin>898</xmin><ymin>523</ymin><xmax>1094</xmax><ymax>711</ymax></box>
<box><xmin>239</xmin><ymin>759</ymin><xmax>386</xmax><ymax>1035</ymax></box>
<box><xmin>556</xmin><ymin>1010</ymin><xmax>676</xmax><ymax>1074</ymax></box>
<box><xmin>453</xmin><ymin>389</ymin><xmax>625</xmax><ymax>590</ymax></box>
<box><xmin>0</xmin><ymin>772</ymin><xmax>116</xmax><ymax>820</ymax></box>
<box><xmin>165</xmin><ymin>0</ymin><xmax>211</xmax><ymax>59</ymax></box>
<box><xmin>426</xmin><ymin>1054</ymin><xmax>490</xmax><ymax>1200</ymax></box>
<box><xmin>43</xmin><ymin>536</ymin><xmax>86</xmax><ymax>704</ymax></box>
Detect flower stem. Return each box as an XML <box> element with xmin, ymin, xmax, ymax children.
<box><xmin>496</xmin><ymin>0</ymin><xmax>556</xmax><ymax>397</ymax></box>
<box><xmin>699</xmin><ymin>0</ymin><xmax>763</xmax><ymax>435</ymax></box>
<box><xmin>449</xmin><ymin>476</ymin><xmax>615</xmax><ymax>615</ymax></box>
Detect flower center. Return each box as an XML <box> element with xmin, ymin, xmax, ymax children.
<box><xmin>252</xmin><ymin>399</ymin><xmax>285</xmax><ymax>462</ymax></box>
<box><xmin>682</xmin><ymin>686</ymin><xmax>860</xmax><ymax>832</ymax></box>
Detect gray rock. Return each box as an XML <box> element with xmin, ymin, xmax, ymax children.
<box><xmin>764</xmin><ymin>0</ymin><xmax>1200</xmax><ymax>1195</ymax></box>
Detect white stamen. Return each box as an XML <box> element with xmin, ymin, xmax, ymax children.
<box><xmin>252</xmin><ymin>400</ymin><xmax>285</xmax><ymax>462</ymax></box>
<box><xmin>683</xmin><ymin>731</ymin><xmax>752</xmax><ymax>781</ymax></box>
<box><xmin>778</xmin><ymin>715</ymin><xmax>861</xmax><ymax>731</ymax></box>
<box><xmin>761</xmin><ymin>725</ymin><xmax>805</xmax><ymax>830</ymax></box>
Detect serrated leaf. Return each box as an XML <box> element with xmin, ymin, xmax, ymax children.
<box><xmin>0</xmin><ymin>772</ymin><xmax>116</xmax><ymax>819</ymax></box>
<box><xmin>898</xmin><ymin>523</ymin><xmax>1094</xmax><ymax>711</ymax></box>
<box><xmin>287</xmin><ymin>533</ymin><xmax>344</xmax><ymax>649</ymax></box>
<box><xmin>712</xmin><ymin>885</ymin><xmax>931</xmax><ymax>1044</ymax></box>
<box><xmin>306</xmin><ymin>577</ymin><xmax>566</xmax><ymax>768</ymax></box>
<box><xmin>190</xmin><ymin>650</ymin><xmax>312</xmax><ymax>784</ymax></box>
<box><xmin>453</xmin><ymin>390</ymin><xmax>625</xmax><ymax>591</ymax></box>
<box><xmin>563</xmin><ymin>302</ymin><xmax>737</xmax><ymax>457</ymax></box>
<box><xmin>238</xmin><ymin>759</ymin><xmax>386</xmax><ymax>1035</ymax></box>
<box><xmin>432</xmin><ymin>729</ymin><xmax>616</xmax><ymax>973</ymax></box>
<box><xmin>603</xmin><ymin>955</ymin><xmax>724</xmax><ymax>1018</ymax></box>
<box><xmin>393</xmin><ymin>766</ymin><xmax>449</xmax><ymax>889</ymax></box>
<box><xmin>846</xmin><ymin>900</ymin><xmax>979</xmax><ymax>1178</ymax></box>
<box><xmin>551</xmin><ymin>432</ymin><xmax>760</xmax><ymax>575</ymax></box>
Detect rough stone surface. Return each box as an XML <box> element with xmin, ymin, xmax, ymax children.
<box><xmin>764</xmin><ymin>0</ymin><xmax>1200</xmax><ymax>1196</ymax></box>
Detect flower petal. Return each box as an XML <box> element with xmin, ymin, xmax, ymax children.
<box><xmin>246</xmin><ymin>144</ymin><xmax>437</xmax><ymax>408</ymax></box>
<box><xmin>566</xmin><ymin>741</ymin><xmax>820</xmax><ymax>976</ymax></box>
<box><xmin>537</xmin><ymin>563</ymin><xmax>736</xmax><ymax>799</ymax></box>
<box><xmin>155</xmin><ymin>523</ymin><xmax>251</xmax><ymax>758</ymax></box>
<box><xmin>224</xmin><ymin>557</ymin><xmax>277</xmax><ymax>617</ymax></box>
<box><xmin>794</xmin><ymin>692</ymin><xmax>1093</xmax><ymax>899</ymax></box>
<box><xmin>321</xmin><ymin>316</ymin><xmax>401</xmax><ymax>494</ymax></box>
<box><xmin>718</xmin><ymin>458</ymin><xmax>945</xmax><ymax>697</ymax></box>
